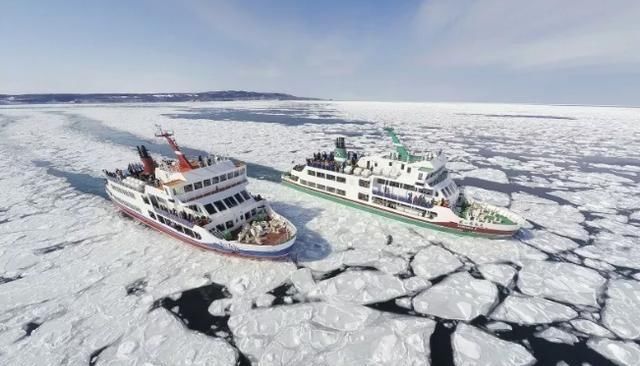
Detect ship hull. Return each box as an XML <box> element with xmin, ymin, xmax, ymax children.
<box><xmin>282</xmin><ymin>178</ymin><xmax>518</xmax><ymax>238</ymax></box>
<box><xmin>111</xmin><ymin>199</ymin><xmax>296</xmax><ymax>259</ymax></box>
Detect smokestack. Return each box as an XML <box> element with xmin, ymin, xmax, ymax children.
<box><xmin>138</xmin><ymin>145</ymin><xmax>155</xmax><ymax>175</ymax></box>
<box><xmin>334</xmin><ymin>137</ymin><xmax>347</xmax><ymax>162</ymax></box>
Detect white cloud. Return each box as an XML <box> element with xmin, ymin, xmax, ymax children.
<box><xmin>414</xmin><ymin>0</ymin><xmax>640</xmax><ymax>69</ymax></box>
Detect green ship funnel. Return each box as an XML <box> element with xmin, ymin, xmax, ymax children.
<box><xmin>384</xmin><ymin>127</ymin><xmax>412</xmax><ymax>162</ymax></box>
<box><xmin>334</xmin><ymin>137</ymin><xmax>348</xmax><ymax>162</ymax></box>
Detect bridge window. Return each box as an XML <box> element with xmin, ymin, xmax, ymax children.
<box><xmin>223</xmin><ymin>196</ymin><xmax>238</xmax><ymax>207</ymax></box>
<box><xmin>234</xmin><ymin>170</ymin><xmax>240</xmax><ymax>177</ymax></box>
<box><xmin>317</xmin><ymin>172</ymin><xmax>325</xmax><ymax>179</ymax></box>
<box><xmin>204</xmin><ymin>203</ymin><xmax>217</xmax><ymax>215</ymax></box>
<box><xmin>203</xmin><ymin>179</ymin><xmax>211</xmax><ymax>187</ymax></box>
<box><xmin>227</xmin><ymin>172</ymin><xmax>234</xmax><ymax>179</ymax></box>
<box><xmin>184</xmin><ymin>184</ymin><xmax>193</xmax><ymax>192</ymax></box>
<box><xmin>214</xmin><ymin>201</ymin><xmax>227</xmax><ymax>211</ymax></box>
<box><xmin>241</xmin><ymin>191</ymin><xmax>251</xmax><ymax>200</ymax></box>
<box><xmin>148</xmin><ymin>211</ymin><xmax>156</xmax><ymax>219</ymax></box>
<box><xmin>234</xmin><ymin>193</ymin><xmax>245</xmax><ymax>203</ymax></box>
<box><xmin>194</xmin><ymin>181</ymin><xmax>203</xmax><ymax>190</ymax></box>
<box><xmin>220</xmin><ymin>174</ymin><xmax>227</xmax><ymax>182</ymax></box>
<box><xmin>225</xmin><ymin>220</ymin><xmax>234</xmax><ymax>229</ymax></box>
<box><xmin>213</xmin><ymin>176</ymin><xmax>220</xmax><ymax>184</ymax></box>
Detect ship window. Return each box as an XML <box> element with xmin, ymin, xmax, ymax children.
<box><xmin>419</xmin><ymin>188</ymin><xmax>433</xmax><ymax>195</ymax></box>
<box><xmin>157</xmin><ymin>216</ymin><xmax>166</xmax><ymax>224</ymax></box>
<box><xmin>336</xmin><ymin>176</ymin><xmax>346</xmax><ymax>183</ymax></box>
<box><xmin>359</xmin><ymin>179</ymin><xmax>370</xmax><ymax>188</ymax></box>
<box><xmin>184</xmin><ymin>184</ymin><xmax>193</xmax><ymax>192</ymax></box>
<box><xmin>148</xmin><ymin>211</ymin><xmax>156</xmax><ymax>219</ymax></box>
<box><xmin>435</xmin><ymin>191</ymin><xmax>440</xmax><ymax>197</ymax></box>
<box><xmin>317</xmin><ymin>172</ymin><xmax>325</xmax><ymax>179</ymax></box>
<box><xmin>212</xmin><ymin>176</ymin><xmax>220</xmax><ymax>184</ymax></box>
<box><xmin>234</xmin><ymin>170</ymin><xmax>240</xmax><ymax>177</ymax></box>
<box><xmin>407</xmin><ymin>167</ymin><xmax>412</xmax><ymax>173</ymax></box>
<box><xmin>220</xmin><ymin>174</ymin><xmax>227</xmax><ymax>182</ymax></box>
<box><xmin>225</xmin><ymin>220</ymin><xmax>233</xmax><ymax>229</ymax></box>
<box><xmin>307</xmin><ymin>182</ymin><xmax>316</xmax><ymax>188</ymax></box>
<box><xmin>401</xmin><ymin>164</ymin><xmax>405</xmax><ymax>170</ymax></box>
<box><xmin>307</xmin><ymin>170</ymin><xmax>316</xmax><ymax>176</ymax></box>
<box><xmin>227</xmin><ymin>172</ymin><xmax>234</xmax><ymax>179</ymax></box>
<box><xmin>300</xmin><ymin>179</ymin><xmax>307</xmax><ymax>185</ymax></box>
<box><xmin>418</xmin><ymin>173</ymin><xmax>423</xmax><ymax>180</ymax></box>
<box><xmin>223</xmin><ymin>196</ymin><xmax>238</xmax><ymax>207</ymax></box>
<box><xmin>389</xmin><ymin>162</ymin><xmax>392</xmax><ymax>166</ymax></box>
<box><xmin>375</xmin><ymin>162</ymin><xmax>378</xmax><ymax>167</ymax></box>
<box><xmin>326</xmin><ymin>186</ymin><xmax>336</xmax><ymax>193</ymax></box>
<box><xmin>216</xmin><ymin>224</ymin><xmax>225</xmax><ymax>232</ymax></box>
<box><xmin>142</xmin><ymin>196</ymin><xmax>150</xmax><ymax>205</ymax></box>
<box><xmin>204</xmin><ymin>203</ymin><xmax>217</xmax><ymax>215</ymax></box>
<box><xmin>358</xmin><ymin>193</ymin><xmax>369</xmax><ymax>201</ymax></box>
<box><xmin>403</xmin><ymin>184</ymin><xmax>416</xmax><ymax>191</ymax></box>
<box><xmin>326</xmin><ymin>174</ymin><xmax>335</xmax><ymax>181</ymax></box>
<box><xmin>251</xmin><ymin>208</ymin><xmax>256</xmax><ymax>216</ymax></box>
<box><xmin>241</xmin><ymin>191</ymin><xmax>251</xmax><ymax>200</ymax></box>
<box><xmin>214</xmin><ymin>201</ymin><xmax>227</xmax><ymax>211</ymax></box>
<box><xmin>337</xmin><ymin>189</ymin><xmax>346</xmax><ymax>196</ymax></box>
<box><xmin>194</xmin><ymin>181</ymin><xmax>203</xmax><ymax>190</ymax></box>
<box><xmin>203</xmin><ymin>179</ymin><xmax>211</xmax><ymax>187</ymax></box>
<box><xmin>377</xmin><ymin>178</ymin><xmax>386</xmax><ymax>185</ymax></box>
<box><xmin>234</xmin><ymin>193</ymin><xmax>245</xmax><ymax>203</ymax></box>
<box><xmin>184</xmin><ymin>228</ymin><xmax>194</xmax><ymax>237</ymax></box>
<box><xmin>317</xmin><ymin>184</ymin><xmax>326</xmax><ymax>190</ymax></box>
<box><xmin>175</xmin><ymin>225</ymin><xmax>185</xmax><ymax>233</ymax></box>
<box><xmin>389</xmin><ymin>181</ymin><xmax>400</xmax><ymax>188</ymax></box>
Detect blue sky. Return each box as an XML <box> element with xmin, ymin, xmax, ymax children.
<box><xmin>1</xmin><ymin>0</ymin><xmax>639</xmax><ymax>105</ymax></box>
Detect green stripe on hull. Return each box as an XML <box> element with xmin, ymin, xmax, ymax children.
<box><xmin>282</xmin><ymin>179</ymin><xmax>504</xmax><ymax>238</ymax></box>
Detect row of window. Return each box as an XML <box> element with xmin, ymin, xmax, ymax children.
<box><xmin>372</xmin><ymin>197</ymin><xmax>438</xmax><ymax>219</ymax></box>
<box><xmin>375</xmin><ymin>178</ymin><xmax>433</xmax><ymax>195</ymax></box>
<box><xmin>202</xmin><ymin>190</ymin><xmax>252</xmax><ymax>215</ymax></box>
<box><xmin>358</xmin><ymin>193</ymin><xmax>370</xmax><ymax>201</ymax></box>
<box><xmin>307</xmin><ymin>169</ymin><xmax>347</xmax><ymax>183</ymax></box>
<box><xmin>212</xmin><ymin>208</ymin><xmax>260</xmax><ymax>233</ymax></box>
<box><xmin>149</xmin><ymin>211</ymin><xmax>202</xmax><ymax>240</ymax></box>
<box><xmin>442</xmin><ymin>183</ymin><xmax>457</xmax><ymax>197</ymax></box>
<box><xmin>110</xmin><ymin>183</ymin><xmax>136</xmax><ymax>198</ymax></box>
<box><xmin>300</xmin><ymin>179</ymin><xmax>346</xmax><ymax>196</ymax></box>
<box><xmin>180</xmin><ymin>168</ymin><xmax>245</xmax><ymax>194</ymax></box>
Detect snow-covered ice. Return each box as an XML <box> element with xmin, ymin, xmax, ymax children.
<box><xmin>453</xmin><ymin>323</ymin><xmax>536</xmax><ymax>366</ymax></box>
<box><xmin>413</xmin><ymin>272</ymin><xmax>497</xmax><ymax>320</ymax></box>
<box><xmin>491</xmin><ymin>295</ymin><xmax>578</xmax><ymax>325</ymax></box>
<box><xmin>1</xmin><ymin>100</ymin><xmax>639</xmax><ymax>365</ymax></box>
<box><xmin>517</xmin><ymin>260</ymin><xmax>606</xmax><ymax>307</ymax></box>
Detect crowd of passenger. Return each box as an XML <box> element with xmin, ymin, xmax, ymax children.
<box><xmin>305</xmin><ymin>151</ymin><xmax>361</xmax><ymax>173</ymax></box>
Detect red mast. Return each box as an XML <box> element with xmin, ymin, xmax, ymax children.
<box><xmin>155</xmin><ymin>126</ymin><xmax>193</xmax><ymax>172</ymax></box>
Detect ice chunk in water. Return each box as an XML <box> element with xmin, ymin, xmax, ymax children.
<box><xmin>603</xmin><ymin>279</ymin><xmax>640</xmax><ymax>340</ymax></box>
<box><xmin>491</xmin><ymin>295</ymin><xmax>577</xmax><ymax>325</ymax></box>
<box><xmin>453</xmin><ymin>323</ymin><xmax>535</xmax><ymax>366</ymax></box>
<box><xmin>411</xmin><ymin>246</ymin><xmax>462</xmax><ymax>280</ymax></box>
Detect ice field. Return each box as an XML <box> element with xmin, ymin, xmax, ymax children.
<box><xmin>1</xmin><ymin>100</ymin><xmax>639</xmax><ymax>365</ymax></box>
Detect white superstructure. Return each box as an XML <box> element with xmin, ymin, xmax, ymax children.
<box><xmin>283</xmin><ymin>128</ymin><xmax>523</xmax><ymax>237</ymax></box>
<box><xmin>104</xmin><ymin>128</ymin><xmax>296</xmax><ymax>258</ymax></box>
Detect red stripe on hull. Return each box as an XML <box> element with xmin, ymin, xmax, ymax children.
<box><xmin>434</xmin><ymin>221</ymin><xmax>518</xmax><ymax>236</ymax></box>
<box><xmin>112</xmin><ymin>202</ymin><xmax>289</xmax><ymax>261</ymax></box>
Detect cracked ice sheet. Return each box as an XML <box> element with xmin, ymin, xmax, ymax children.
<box><xmin>440</xmin><ymin>235</ymin><xmax>546</xmax><ymax>266</ymax></box>
<box><xmin>453</xmin><ymin>323</ymin><xmax>535</xmax><ymax>366</ymax></box>
<box><xmin>228</xmin><ymin>301</ymin><xmax>436</xmax><ymax>365</ymax></box>
<box><xmin>576</xmin><ymin>232</ymin><xmax>640</xmax><ymax>270</ymax></box>
<box><xmin>413</xmin><ymin>272</ymin><xmax>497</xmax><ymax>321</ymax></box>
<box><xmin>534</xmin><ymin>327</ymin><xmax>578</xmax><ymax>345</ymax></box>
<box><xmin>521</xmin><ymin>230</ymin><xmax>579</xmax><ymax>254</ymax></box>
<box><xmin>510</xmin><ymin>193</ymin><xmax>589</xmax><ymax>241</ymax></box>
<box><xmin>602</xmin><ymin>279</ymin><xmax>640</xmax><ymax>340</ymax></box>
<box><xmin>478</xmin><ymin>264</ymin><xmax>517</xmax><ymax>287</ymax></box>
<box><xmin>517</xmin><ymin>260</ymin><xmax>606</xmax><ymax>307</ymax></box>
<box><xmin>490</xmin><ymin>295</ymin><xmax>577</xmax><ymax>325</ymax></box>
<box><xmin>308</xmin><ymin>270</ymin><xmax>407</xmax><ymax>304</ymax></box>
<box><xmin>463</xmin><ymin>168</ymin><xmax>509</xmax><ymax>184</ymax></box>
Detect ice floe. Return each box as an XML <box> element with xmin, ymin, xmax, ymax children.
<box><xmin>602</xmin><ymin>279</ymin><xmax>640</xmax><ymax>340</ymax></box>
<box><xmin>517</xmin><ymin>260</ymin><xmax>606</xmax><ymax>307</ymax></box>
<box><xmin>491</xmin><ymin>295</ymin><xmax>577</xmax><ymax>325</ymax></box>
<box><xmin>478</xmin><ymin>264</ymin><xmax>517</xmax><ymax>287</ymax></box>
<box><xmin>588</xmin><ymin>338</ymin><xmax>640</xmax><ymax>366</ymax></box>
<box><xmin>576</xmin><ymin>232</ymin><xmax>640</xmax><ymax>270</ymax></box>
<box><xmin>308</xmin><ymin>270</ymin><xmax>406</xmax><ymax>304</ymax></box>
<box><xmin>570</xmin><ymin>319</ymin><xmax>615</xmax><ymax>338</ymax></box>
<box><xmin>463</xmin><ymin>186</ymin><xmax>511</xmax><ymax>207</ymax></box>
<box><xmin>534</xmin><ymin>327</ymin><xmax>579</xmax><ymax>345</ymax></box>
<box><xmin>410</xmin><ymin>245</ymin><xmax>463</xmax><ymax>280</ymax></box>
<box><xmin>521</xmin><ymin>230</ymin><xmax>578</xmax><ymax>254</ymax></box>
<box><xmin>453</xmin><ymin>323</ymin><xmax>535</xmax><ymax>366</ymax></box>
<box><xmin>413</xmin><ymin>272</ymin><xmax>497</xmax><ymax>320</ymax></box>
<box><xmin>463</xmin><ymin>168</ymin><xmax>510</xmax><ymax>184</ymax></box>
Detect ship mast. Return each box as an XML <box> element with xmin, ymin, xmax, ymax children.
<box><xmin>155</xmin><ymin>125</ymin><xmax>193</xmax><ymax>172</ymax></box>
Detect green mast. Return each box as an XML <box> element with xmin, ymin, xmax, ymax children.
<box><xmin>384</xmin><ymin>127</ymin><xmax>417</xmax><ymax>162</ymax></box>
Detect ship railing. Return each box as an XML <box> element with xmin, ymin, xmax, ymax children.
<box><xmin>153</xmin><ymin>206</ymin><xmax>198</xmax><ymax>228</ymax></box>
<box><xmin>105</xmin><ymin>175</ymin><xmax>146</xmax><ymax>193</ymax></box>
<box><xmin>372</xmin><ymin>189</ymin><xmax>434</xmax><ymax>209</ymax></box>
